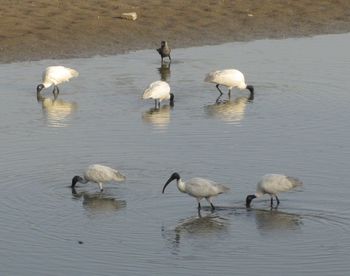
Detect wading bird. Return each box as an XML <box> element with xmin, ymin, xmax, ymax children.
<box><xmin>142</xmin><ymin>80</ymin><xmax>174</xmax><ymax>109</ymax></box>
<box><xmin>71</xmin><ymin>164</ymin><xmax>126</xmax><ymax>192</ymax></box>
<box><xmin>162</xmin><ymin>172</ymin><xmax>229</xmax><ymax>211</ymax></box>
<box><xmin>37</xmin><ymin>66</ymin><xmax>79</xmax><ymax>98</ymax></box>
<box><xmin>204</xmin><ymin>69</ymin><xmax>254</xmax><ymax>100</ymax></box>
<box><xmin>157</xmin><ymin>41</ymin><xmax>171</xmax><ymax>63</ymax></box>
<box><xmin>246</xmin><ymin>174</ymin><xmax>303</xmax><ymax>208</ymax></box>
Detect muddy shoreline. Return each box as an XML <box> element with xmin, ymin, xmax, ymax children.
<box><xmin>1</xmin><ymin>0</ymin><xmax>350</xmax><ymax>63</ymax></box>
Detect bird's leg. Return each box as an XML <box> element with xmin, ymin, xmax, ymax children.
<box><xmin>154</xmin><ymin>99</ymin><xmax>158</xmax><ymax>109</ymax></box>
<box><xmin>53</xmin><ymin>86</ymin><xmax>59</xmax><ymax>99</ymax></box>
<box><xmin>197</xmin><ymin>201</ymin><xmax>201</xmax><ymax>210</ymax></box>
<box><xmin>270</xmin><ymin>196</ymin><xmax>274</xmax><ymax>207</ymax></box>
<box><xmin>216</xmin><ymin>84</ymin><xmax>223</xmax><ymax>96</ymax></box>
<box><xmin>228</xmin><ymin>89</ymin><xmax>231</xmax><ymax>99</ymax></box>
<box><xmin>197</xmin><ymin>208</ymin><xmax>202</xmax><ymax>218</ymax></box>
<box><xmin>206</xmin><ymin>197</ymin><xmax>215</xmax><ymax>211</ymax></box>
<box><xmin>98</xmin><ymin>183</ymin><xmax>104</xmax><ymax>192</ymax></box>
<box><xmin>275</xmin><ymin>195</ymin><xmax>280</xmax><ymax>206</ymax></box>
<box><xmin>216</xmin><ymin>94</ymin><xmax>223</xmax><ymax>103</ymax></box>
<box><xmin>168</xmin><ymin>55</ymin><xmax>172</xmax><ymax>62</ymax></box>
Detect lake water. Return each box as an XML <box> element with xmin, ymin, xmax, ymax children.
<box><xmin>0</xmin><ymin>33</ymin><xmax>349</xmax><ymax>275</ymax></box>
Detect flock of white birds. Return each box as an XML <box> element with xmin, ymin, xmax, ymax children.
<box><xmin>36</xmin><ymin>41</ymin><xmax>303</xmax><ymax>211</ymax></box>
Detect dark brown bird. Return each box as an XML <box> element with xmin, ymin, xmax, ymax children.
<box><xmin>157</xmin><ymin>41</ymin><xmax>171</xmax><ymax>63</ymax></box>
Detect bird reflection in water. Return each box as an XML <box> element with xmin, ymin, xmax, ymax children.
<box><xmin>248</xmin><ymin>208</ymin><xmax>303</xmax><ymax>235</ymax></box>
<box><xmin>158</xmin><ymin>62</ymin><xmax>171</xmax><ymax>82</ymax></box>
<box><xmin>205</xmin><ymin>92</ymin><xmax>254</xmax><ymax>123</ymax></box>
<box><xmin>162</xmin><ymin>214</ymin><xmax>228</xmax><ymax>254</ymax></box>
<box><xmin>71</xmin><ymin>187</ymin><xmax>126</xmax><ymax>215</ymax></box>
<box><xmin>37</xmin><ymin>93</ymin><xmax>77</xmax><ymax>127</ymax></box>
<box><xmin>142</xmin><ymin>105</ymin><xmax>172</xmax><ymax>129</ymax></box>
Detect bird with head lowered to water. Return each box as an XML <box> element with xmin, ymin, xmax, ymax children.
<box><xmin>162</xmin><ymin>172</ymin><xmax>230</xmax><ymax>211</ymax></box>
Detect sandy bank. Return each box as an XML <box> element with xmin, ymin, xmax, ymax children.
<box><xmin>1</xmin><ymin>0</ymin><xmax>350</xmax><ymax>63</ymax></box>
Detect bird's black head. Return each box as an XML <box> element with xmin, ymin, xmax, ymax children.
<box><xmin>161</xmin><ymin>41</ymin><xmax>167</xmax><ymax>47</ymax></box>
<box><xmin>37</xmin><ymin>84</ymin><xmax>44</xmax><ymax>94</ymax></box>
<box><xmin>245</xmin><ymin>194</ymin><xmax>257</xmax><ymax>208</ymax></box>
<box><xmin>162</xmin><ymin>172</ymin><xmax>180</xmax><ymax>194</ymax></box>
<box><xmin>71</xmin><ymin>175</ymin><xmax>83</xmax><ymax>188</ymax></box>
<box><xmin>246</xmin><ymin>85</ymin><xmax>254</xmax><ymax>94</ymax></box>
<box><xmin>169</xmin><ymin>93</ymin><xmax>175</xmax><ymax>107</ymax></box>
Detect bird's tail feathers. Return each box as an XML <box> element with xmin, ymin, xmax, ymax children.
<box><xmin>113</xmin><ymin>170</ymin><xmax>126</xmax><ymax>181</ymax></box>
<box><xmin>204</xmin><ymin>72</ymin><xmax>216</xmax><ymax>83</ymax></box>
<box><xmin>286</xmin><ymin>176</ymin><xmax>303</xmax><ymax>188</ymax></box>
<box><xmin>142</xmin><ymin>89</ymin><xmax>152</xmax><ymax>99</ymax></box>
<box><xmin>69</xmin><ymin>69</ymin><xmax>79</xmax><ymax>78</ymax></box>
<box><xmin>218</xmin><ymin>184</ymin><xmax>230</xmax><ymax>193</ymax></box>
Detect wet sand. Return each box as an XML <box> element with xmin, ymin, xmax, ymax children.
<box><xmin>1</xmin><ymin>0</ymin><xmax>350</xmax><ymax>63</ymax></box>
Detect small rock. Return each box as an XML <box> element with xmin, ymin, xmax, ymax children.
<box><xmin>78</xmin><ymin>240</ymin><xmax>84</xmax><ymax>244</ymax></box>
<box><xmin>120</xmin><ymin>12</ymin><xmax>137</xmax><ymax>21</ymax></box>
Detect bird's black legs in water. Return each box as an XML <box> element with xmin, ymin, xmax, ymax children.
<box><xmin>275</xmin><ymin>195</ymin><xmax>280</xmax><ymax>206</ymax></box>
<box><xmin>270</xmin><ymin>196</ymin><xmax>280</xmax><ymax>208</ymax></box>
<box><xmin>216</xmin><ymin>94</ymin><xmax>223</xmax><ymax>103</ymax></box>
<box><xmin>52</xmin><ymin>85</ymin><xmax>59</xmax><ymax>99</ymax></box>
<box><xmin>216</xmin><ymin>84</ymin><xmax>223</xmax><ymax>96</ymax></box>
<box><xmin>205</xmin><ymin>197</ymin><xmax>215</xmax><ymax>211</ymax></box>
<box><xmin>228</xmin><ymin>89</ymin><xmax>231</xmax><ymax>99</ymax></box>
<box><xmin>197</xmin><ymin>202</ymin><xmax>203</xmax><ymax>218</ymax></box>
<box><xmin>154</xmin><ymin>99</ymin><xmax>160</xmax><ymax>109</ymax></box>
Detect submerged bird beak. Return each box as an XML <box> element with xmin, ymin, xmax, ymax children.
<box><xmin>245</xmin><ymin>194</ymin><xmax>256</xmax><ymax>208</ymax></box>
<box><xmin>162</xmin><ymin>176</ymin><xmax>176</xmax><ymax>194</ymax></box>
<box><xmin>71</xmin><ymin>175</ymin><xmax>81</xmax><ymax>188</ymax></box>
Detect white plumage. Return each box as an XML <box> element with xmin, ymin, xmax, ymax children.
<box><xmin>142</xmin><ymin>80</ymin><xmax>174</xmax><ymax>108</ymax></box>
<box><xmin>71</xmin><ymin>164</ymin><xmax>126</xmax><ymax>192</ymax></box>
<box><xmin>162</xmin><ymin>172</ymin><xmax>229</xmax><ymax>210</ymax></box>
<box><xmin>204</xmin><ymin>69</ymin><xmax>254</xmax><ymax>100</ymax></box>
<box><xmin>246</xmin><ymin>174</ymin><xmax>303</xmax><ymax>208</ymax></box>
<box><xmin>37</xmin><ymin>66</ymin><xmax>79</xmax><ymax>97</ymax></box>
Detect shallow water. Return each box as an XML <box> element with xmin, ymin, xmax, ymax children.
<box><xmin>0</xmin><ymin>33</ymin><xmax>350</xmax><ymax>275</ymax></box>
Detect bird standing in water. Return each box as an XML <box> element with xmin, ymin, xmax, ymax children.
<box><xmin>157</xmin><ymin>41</ymin><xmax>171</xmax><ymax>63</ymax></box>
<box><xmin>36</xmin><ymin>66</ymin><xmax>79</xmax><ymax>98</ymax></box>
<box><xmin>142</xmin><ymin>80</ymin><xmax>174</xmax><ymax>109</ymax></box>
<box><xmin>204</xmin><ymin>69</ymin><xmax>254</xmax><ymax>101</ymax></box>
<box><xmin>162</xmin><ymin>172</ymin><xmax>230</xmax><ymax>211</ymax></box>
<box><xmin>246</xmin><ymin>174</ymin><xmax>303</xmax><ymax>208</ymax></box>
<box><xmin>71</xmin><ymin>164</ymin><xmax>126</xmax><ymax>192</ymax></box>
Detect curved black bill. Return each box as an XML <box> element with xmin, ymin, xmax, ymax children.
<box><xmin>162</xmin><ymin>177</ymin><xmax>174</xmax><ymax>194</ymax></box>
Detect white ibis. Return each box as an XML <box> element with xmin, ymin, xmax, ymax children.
<box><xmin>142</xmin><ymin>80</ymin><xmax>174</xmax><ymax>108</ymax></box>
<box><xmin>246</xmin><ymin>174</ymin><xmax>303</xmax><ymax>208</ymax></box>
<box><xmin>162</xmin><ymin>172</ymin><xmax>229</xmax><ymax>210</ymax></box>
<box><xmin>204</xmin><ymin>69</ymin><xmax>254</xmax><ymax>99</ymax></box>
<box><xmin>157</xmin><ymin>41</ymin><xmax>171</xmax><ymax>63</ymax></box>
<box><xmin>37</xmin><ymin>66</ymin><xmax>79</xmax><ymax>98</ymax></box>
<box><xmin>71</xmin><ymin>164</ymin><xmax>126</xmax><ymax>192</ymax></box>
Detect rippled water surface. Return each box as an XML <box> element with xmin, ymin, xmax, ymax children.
<box><xmin>1</xmin><ymin>34</ymin><xmax>350</xmax><ymax>275</ymax></box>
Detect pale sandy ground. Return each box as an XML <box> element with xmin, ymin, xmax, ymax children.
<box><xmin>1</xmin><ymin>0</ymin><xmax>350</xmax><ymax>63</ymax></box>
